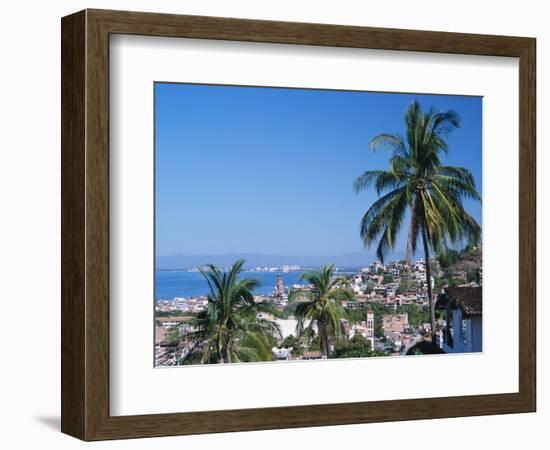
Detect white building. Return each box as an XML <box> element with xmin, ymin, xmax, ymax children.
<box><xmin>272</xmin><ymin>347</ymin><xmax>293</xmax><ymax>360</ymax></box>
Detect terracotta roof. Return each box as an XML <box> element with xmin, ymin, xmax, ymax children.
<box><xmin>302</xmin><ymin>351</ymin><xmax>322</xmax><ymax>358</ymax></box>
<box><xmin>447</xmin><ymin>287</ymin><xmax>482</xmax><ymax>317</ymax></box>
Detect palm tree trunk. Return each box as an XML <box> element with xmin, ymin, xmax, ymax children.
<box><xmin>420</xmin><ymin>223</ymin><xmax>436</xmax><ymax>338</ymax></box>
<box><xmin>225</xmin><ymin>345</ymin><xmax>232</xmax><ymax>364</ymax></box>
<box><xmin>217</xmin><ymin>328</ymin><xmax>224</xmax><ymax>363</ymax></box>
<box><xmin>405</xmin><ymin>198</ymin><xmax>417</xmax><ymax>269</ymax></box>
<box><xmin>320</xmin><ymin>340</ymin><xmax>327</xmax><ymax>358</ymax></box>
<box><xmin>319</xmin><ymin>326</ymin><xmax>328</xmax><ymax>358</ymax></box>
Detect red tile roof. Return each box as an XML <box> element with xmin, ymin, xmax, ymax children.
<box><xmin>447</xmin><ymin>287</ymin><xmax>482</xmax><ymax>317</ymax></box>
<box><xmin>302</xmin><ymin>351</ymin><xmax>322</xmax><ymax>358</ymax></box>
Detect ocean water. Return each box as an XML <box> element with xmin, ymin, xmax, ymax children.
<box><xmin>155</xmin><ymin>270</ymin><xmax>310</xmax><ymax>300</ymax></box>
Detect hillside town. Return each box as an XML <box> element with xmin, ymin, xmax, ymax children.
<box><xmin>155</xmin><ymin>247</ymin><xmax>483</xmax><ymax>366</ymax></box>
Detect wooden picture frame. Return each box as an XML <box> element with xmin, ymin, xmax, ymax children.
<box><xmin>61</xmin><ymin>9</ymin><xmax>536</xmax><ymax>441</ymax></box>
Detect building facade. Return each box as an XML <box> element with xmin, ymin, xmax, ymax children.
<box><xmin>436</xmin><ymin>286</ymin><xmax>482</xmax><ymax>353</ymax></box>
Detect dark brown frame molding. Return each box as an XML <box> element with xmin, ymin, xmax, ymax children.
<box><xmin>61</xmin><ymin>9</ymin><xmax>536</xmax><ymax>441</ymax></box>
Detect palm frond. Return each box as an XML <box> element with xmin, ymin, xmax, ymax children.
<box><xmin>359</xmin><ymin>187</ymin><xmax>407</xmax><ymax>255</ymax></box>
<box><xmin>369</xmin><ymin>133</ymin><xmax>408</xmax><ymax>157</ymax></box>
<box><xmin>353</xmin><ymin>169</ymin><xmax>403</xmax><ymax>195</ymax></box>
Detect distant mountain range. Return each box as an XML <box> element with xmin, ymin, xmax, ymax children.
<box><xmin>156</xmin><ymin>250</ymin><xmax>407</xmax><ymax>270</ymax></box>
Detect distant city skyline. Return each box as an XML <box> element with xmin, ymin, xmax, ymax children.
<box><xmin>155</xmin><ymin>250</ymin><xmax>408</xmax><ymax>270</ymax></box>
<box><xmin>155</xmin><ymin>83</ymin><xmax>482</xmax><ymax>259</ymax></box>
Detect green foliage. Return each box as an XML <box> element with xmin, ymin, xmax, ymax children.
<box><xmin>281</xmin><ymin>334</ymin><xmax>304</xmax><ymax>356</ymax></box>
<box><xmin>274</xmin><ymin>305</ymin><xmax>294</xmax><ymax>319</ymax></box>
<box><xmin>332</xmin><ymin>334</ymin><xmax>387</xmax><ymax>359</ymax></box>
<box><xmin>466</xmin><ymin>268</ymin><xmax>477</xmax><ymax>283</ymax></box>
<box><xmin>383</xmin><ymin>274</ymin><xmax>394</xmax><ymax>283</ymax></box>
<box><xmin>292</xmin><ymin>265</ymin><xmax>351</xmax><ymax>357</ymax></box>
<box><xmin>179</xmin><ymin>260</ymin><xmax>282</xmax><ymax>364</ymax></box>
<box><xmin>449</xmin><ymin>277</ymin><xmax>467</xmax><ymax>288</ymax></box>
<box><xmin>438</xmin><ymin>249</ymin><xmax>460</xmax><ymax>268</ymax></box>
<box><xmin>396</xmin><ymin>278</ymin><xmax>412</xmax><ymax>295</ymax></box>
<box><xmin>434</xmin><ymin>244</ymin><xmax>481</xmax><ymax>291</ymax></box>
<box><xmin>332</xmin><ymin>288</ymin><xmax>356</xmax><ymax>302</ymax></box>
<box><xmin>434</xmin><ymin>276</ymin><xmax>446</xmax><ymax>291</ymax></box>
<box><xmin>332</xmin><ymin>334</ymin><xmax>372</xmax><ymax>358</ymax></box>
<box><xmin>395</xmin><ymin>305</ymin><xmax>406</xmax><ymax>314</ymax></box>
<box><xmin>345</xmin><ymin>308</ymin><xmax>366</xmax><ymax>324</ymax></box>
<box><xmin>365</xmin><ymin>280</ymin><xmax>376</xmax><ymax>293</ymax></box>
<box><xmin>164</xmin><ymin>326</ymin><xmax>182</xmax><ymax>346</ymax></box>
<box><xmin>407</xmin><ymin>303</ymin><xmax>430</xmax><ymax>329</ymax></box>
<box><xmin>287</xmin><ymin>289</ymin><xmax>309</xmax><ymax>304</ymax></box>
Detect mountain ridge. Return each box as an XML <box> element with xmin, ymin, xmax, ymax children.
<box><xmin>156</xmin><ymin>250</ymin><xmax>407</xmax><ymax>270</ymax></box>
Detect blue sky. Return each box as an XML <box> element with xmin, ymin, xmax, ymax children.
<box><xmin>155</xmin><ymin>83</ymin><xmax>482</xmax><ymax>259</ymax></box>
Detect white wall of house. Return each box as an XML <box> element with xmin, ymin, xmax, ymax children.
<box><xmin>275</xmin><ymin>319</ymin><xmax>298</xmax><ymax>339</ymax></box>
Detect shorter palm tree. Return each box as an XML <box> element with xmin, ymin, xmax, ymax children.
<box><xmin>180</xmin><ymin>260</ymin><xmax>281</xmax><ymax>364</ymax></box>
<box><xmin>289</xmin><ymin>265</ymin><xmax>352</xmax><ymax>358</ymax></box>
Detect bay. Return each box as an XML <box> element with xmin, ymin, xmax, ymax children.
<box><xmin>155</xmin><ymin>270</ymin><xmax>311</xmax><ymax>300</ymax></box>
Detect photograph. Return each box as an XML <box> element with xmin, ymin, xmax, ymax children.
<box><xmin>154</xmin><ymin>83</ymin><xmax>483</xmax><ymax>366</ymax></box>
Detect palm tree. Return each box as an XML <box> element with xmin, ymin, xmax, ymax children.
<box><xmin>180</xmin><ymin>260</ymin><xmax>281</xmax><ymax>364</ymax></box>
<box><xmin>354</xmin><ymin>100</ymin><xmax>481</xmax><ymax>335</ymax></box>
<box><xmin>289</xmin><ymin>265</ymin><xmax>352</xmax><ymax>358</ymax></box>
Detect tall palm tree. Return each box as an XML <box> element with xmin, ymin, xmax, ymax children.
<box><xmin>354</xmin><ymin>100</ymin><xmax>481</xmax><ymax>335</ymax></box>
<box><xmin>289</xmin><ymin>265</ymin><xmax>352</xmax><ymax>358</ymax></box>
<box><xmin>180</xmin><ymin>260</ymin><xmax>281</xmax><ymax>364</ymax></box>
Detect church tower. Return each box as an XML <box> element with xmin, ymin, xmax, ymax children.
<box><xmin>276</xmin><ymin>274</ymin><xmax>284</xmax><ymax>297</ymax></box>
<box><xmin>366</xmin><ymin>309</ymin><xmax>375</xmax><ymax>349</ymax></box>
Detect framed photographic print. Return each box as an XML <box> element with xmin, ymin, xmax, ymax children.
<box><xmin>61</xmin><ymin>9</ymin><xmax>536</xmax><ymax>441</ymax></box>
